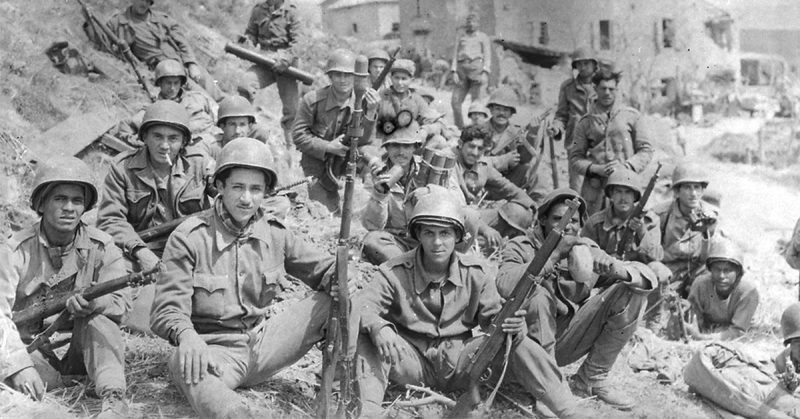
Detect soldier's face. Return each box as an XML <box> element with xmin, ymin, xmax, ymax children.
<box><xmin>609</xmin><ymin>185</ymin><xmax>636</xmax><ymax>214</ymax></box>
<box><xmin>418</xmin><ymin>225</ymin><xmax>457</xmax><ymax>266</ymax></box>
<box><xmin>216</xmin><ymin>168</ymin><xmax>266</xmax><ymax>225</ymax></box>
<box><xmin>489</xmin><ymin>105</ymin><xmax>514</xmax><ymax>125</ymax></box>
<box><xmin>676</xmin><ymin>183</ymin><xmax>705</xmax><ymax>209</ymax></box>
<box><xmin>595</xmin><ymin>79</ymin><xmax>617</xmax><ymax>107</ymax></box>
<box><xmin>459</xmin><ymin>138</ymin><xmax>486</xmax><ymax>166</ymax></box>
<box><xmin>369</xmin><ymin>60</ymin><xmax>386</xmax><ymax>78</ymax></box>
<box><xmin>221</xmin><ymin>116</ymin><xmax>252</xmax><ymax>142</ymax></box>
<box><xmin>790</xmin><ymin>341</ymin><xmax>800</xmax><ymax>365</ymax></box>
<box><xmin>386</xmin><ymin>143</ymin><xmax>416</xmax><ymax>168</ymax></box>
<box><xmin>465</xmin><ymin>16</ymin><xmax>478</xmax><ymax>32</ymax></box>
<box><xmin>143</xmin><ymin>125</ymin><xmax>184</xmax><ymax>166</ymax></box>
<box><xmin>543</xmin><ymin>202</ymin><xmax>581</xmax><ymax>237</ymax></box>
<box><xmin>328</xmin><ymin>71</ymin><xmax>354</xmax><ymax>95</ymax></box>
<box><xmin>468</xmin><ymin>112</ymin><xmax>488</xmax><ymax>125</ymax></box>
<box><xmin>131</xmin><ymin>0</ymin><xmax>151</xmax><ymax>14</ymax></box>
<box><xmin>390</xmin><ymin>72</ymin><xmax>412</xmax><ymax>93</ymax></box>
<box><xmin>41</xmin><ymin>184</ymin><xmax>86</xmax><ymax>235</ymax></box>
<box><xmin>158</xmin><ymin>76</ymin><xmax>183</xmax><ymax>100</ymax></box>
<box><xmin>709</xmin><ymin>260</ymin><xmax>740</xmax><ymax>296</ymax></box>
<box><xmin>574</xmin><ymin>60</ymin><xmax>596</xmax><ymax>79</ymax></box>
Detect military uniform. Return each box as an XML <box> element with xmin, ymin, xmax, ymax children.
<box><xmin>482</xmin><ymin>121</ymin><xmax>540</xmax><ymax>193</ymax></box>
<box><xmin>554</xmin><ymin>77</ymin><xmax>595</xmax><ymax>190</ymax></box>
<box><xmin>652</xmin><ymin>199</ymin><xmax>719</xmax><ymax>276</ymax></box>
<box><xmin>569</xmin><ymin>103</ymin><xmax>654</xmax><ymax>215</ymax></box>
<box><xmin>106</xmin><ymin>6</ymin><xmax>223</xmax><ymax>101</ymax></box>
<box><xmin>581</xmin><ymin>208</ymin><xmax>663</xmax><ymax>262</ymax></box>
<box><xmin>238</xmin><ymin>0</ymin><xmax>301</xmax><ymax>141</ymax></box>
<box><xmin>0</xmin><ymin>222</ymin><xmax>128</xmax><ymax>394</ymax></box>
<box><xmin>150</xmin><ymin>202</ymin><xmax>334</xmax><ymax>418</ymax></box>
<box><xmin>688</xmin><ymin>276</ymin><xmax>759</xmax><ymax>335</ymax></box>
<box><xmin>376</xmin><ymin>87</ymin><xmax>444</xmax><ymax>144</ymax></box>
<box><xmin>355</xmin><ymin>249</ymin><xmax>581</xmax><ymax>417</ymax></box>
<box><xmin>292</xmin><ymin>85</ymin><xmax>377</xmax><ymax>211</ymax></box>
<box><xmin>450</xmin><ymin>30</ymin><xmax>492</xmax><ymax>128</ymax></box>
<box><xmin>496</xmin><ymin>224</ymin><xmax>656</xmax><ymax>397</ymax></box>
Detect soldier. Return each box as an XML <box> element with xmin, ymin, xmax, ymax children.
<box><xmin>0</xmin><ymin>157</ymin><xmax>129</xmax><ymax>418</ymax></box>
<box><xmin>367</xmin><ymin>48</ymin><xmax>392</xmax><ymax>91</ymax></box>
<box><xmin>467</xmin><ymin>101</ymin><xmax>490</xmax><ymax>126</ymax></box>
<box><xmin>355</xmin><ymin>192</ymin><xmax>588</xmax><ymax>418</ymax></box>
<box><xmin>449</xmin><ymin>12</ymin><xmax>492</xmax><ymax>129</ymax></box>
<box><xmin>776</xmin><ymin>303</ymin><xmax>800</xmax><ymax>377</ymax></box>
<box><xmin>686</xmin><ymin>239</ymin><xmax>758</xmax><ymax>340</ymax></box>
<box><xmin>551</xmin><ymin>48</ymin><xmax>598</xmax><ymax>191</ymax></box>
<box><xmin>496</xmin><ymin>188</ymin><xmax>657</xmax><ymax>411</ymax></box>
<box><xmin>107</xmin><ymin>0</ymin><xmax>224</xmax><ymax>101</ymax></box>
<box><xmin>238</xmin><ymin>0</ymin><xmax>302</xmax><ymax>147</ymax></box>
<box><xmin>150</xmin><ymin>138</ymin><xmax>346</xmax><ymax>418</ymax></box>
<box><xmin>569</xmin><ymin>68</ymin><xmax>653</xmax><ymax>215</ymax></box>
<box><xmin>453</xmin><ymin>124</ymin><xmax>535</xmax><ymax>239</ymax></box>
<box><xmin>97</xmin><ymin>100</ymin><xmax>209</xmax><ymax>332</ymax></box>
<box><xmin>292</xmin><ymin>48</ymin><xmax>379</xmax><ymax>212</ymax></box>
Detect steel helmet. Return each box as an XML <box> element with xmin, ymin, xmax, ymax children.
<box><xmin>326</xmin><ymin>49</ymin><xmax>357</xmax><ymax>74</ymax></box>
<box><xmin>390</xmin><ymin>59</ymin><xmax>416</xmax><ymax>77</ymax></box>
<box><xmin>154</xmin><ymin>59</ymin><xmax>187</xmax><ymax>86</ymax></box>
<box><xmin>31</xmin><ymin>156</ymin><xmax>97</xmax><ymax>213</ymax></box>
<box><xmin>213</xmin><ymin>137</ymin><xmax>278</xmax><ymax>189</ymax></box>
<box><xmin>367</xmin><ymin>48</ymin><xmax>390</xmax><ymax>64</ymax></box>
<box><xmin>781</xmin><ymin>303</ymin><xmax>800</xmax><ymax>345</ymax></box>
<box><xmin>571</xmin><ymin>47</ymin><xmax>598</xmax><ymax>68</ymax></box>
<box><xmin>672</xmin><ymin>162</ymin><xmax>709</xmax><ymax>189</ymax></box>
<box><xmin>486</xmin><ymin>87</ymin><xmax>518</xmax><ymax>114</ymax></box>
<box><xmin>217</xmin><ymin>95</ymin><xmax>256</xmax><ymax>125</ymax></box>
<box><xmin>705</xmin><ymin>239</ymin><xmax>744</xmax><ymax>273</ymax></box>
<box><xmin>408</xmin><ymin>185</ymin><xmax>466</xmax><ymax>241</ymax></box>
<box><xmin>467</xmin><ymin>101</ymin><xmax>490</xmax><ymax>118</ymax></box>
<box><xmin>139</xmin><ymin>100</ymin><xmax>191</xmax><ymax>142</ymax></box>
<box><xmin>498</xmin><ymin>201</ymin><xmax>534</xmax><ymax>234</ymax></box>
<box><xmin>604</xmin><ymin>168</ymin><xmax>643</xmax><ymax>200</ymax></box>
<box><xmin>537</xmin><ymin>187</ymin><xmax>587</xmax><ymax>223</ymax></box>
<box><xmin>382</xmin><ymin>121</ymin><xmax>424</xmax><ymax>147</ymax></box>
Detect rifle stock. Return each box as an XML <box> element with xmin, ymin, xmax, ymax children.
<box><xmin>448</xmin><ymin>198</ymin><xmax>582</xmax><ymax>417</ymax></box>
<box><xmin>614</xmin><ymin>162</ymin><xmax>662</xmax><ymax>259</ymax></box>
<box><xmin>224</xmin><ymin>43</ymin><xmax>315</xmax><ymax>86</ymax></box>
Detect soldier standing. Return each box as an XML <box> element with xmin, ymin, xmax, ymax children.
<box><xmin>150</xmin><ymin>138</ymin><xmax>347</xmax><ymax>418</ymax></box>
<box><xmin>0</xmin><ymin>158</ymin><xmax>129</xmax><ymax>419</ymax></box>
<box><xmin>107</xmin><ymin>0</ymin><xmax>224</xmax><ymax>101</ymax></box>
<box><xmin>238</xmin><ymin>0</ymin><xmax>302</xmax><ymax>147</ymax></box>
<box><xmin>450</xmin><ymin>13</ymin><xmax>492</xmax><ymax>129</ymax></box>
<box><xmin>569</xmin><ymin>69</ymin><xmax>653</xmax><ymax>215</ymax></box>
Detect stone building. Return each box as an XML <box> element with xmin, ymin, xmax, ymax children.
<box><xmin>321</xmin><ymin>0</ymin><xmax>399</xmax><ymax>41</ymax></box>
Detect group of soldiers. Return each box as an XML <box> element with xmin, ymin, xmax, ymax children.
<box><xmin>0</xmin><ymin>1</ymin><xmax>767</xmax><ymax>418</ymax></box>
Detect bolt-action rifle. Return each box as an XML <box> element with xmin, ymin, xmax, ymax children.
<box><xmin>316</xmin><ymin>56</ymin><xmax>369</xmax><ymax>419</ymax></box>
<box><xmin>614</xmin><ymin>162</ymin><xmax>662</xmax><ymax>259</ymax></box>
<box><xmin>371</xmin><ymin>47</ymin><xmax>400</xmax><ymax>90</ymax></box>
<box><xmin>447</xmin><ymin>199</ymin><xmax>582</xmax><ymax>417</ymax></box>
<box><xmin>14</xmin><ymin>266</ymin><xmax>160</xmax><ymax>353</ymax></box>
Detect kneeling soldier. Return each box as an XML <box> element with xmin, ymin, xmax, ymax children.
<box><xmin>355</xmin><ymin>189</ymin><xmax>586</xmax><ymax>418</ymax></box>
<box><xmin>150</xmin><ymin>137</ymin><xmax>344</xmax><ymax>417</ymax></box>
<box><xmin>0</xmin><ymin>157</ymin><xmax>129</xmax><ymax>418</ymax></box>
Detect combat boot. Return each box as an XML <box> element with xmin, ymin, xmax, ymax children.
<box><xmin>570</xmin><ymin>373</ymin><xmax>634</xmax><ymax>411</ymax></box>
<box><xmin>96</xmin><ymin>389</ymin><xmax>129</xmax><ymax>419</ymax></box>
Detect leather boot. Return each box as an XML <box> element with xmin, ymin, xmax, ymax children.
<box><xmin>570</xmin><ymin>373</ymin><xmax>634</xmax><ymax>411</ymax></box>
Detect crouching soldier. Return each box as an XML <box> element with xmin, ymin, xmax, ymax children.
<box><xmin>0</xmin><ymin>157</ymin><xmax>130</xmax><ymax>418</ymax></box>
<box><xmin>97</xmin><ymin>100</ymin><xmax>209</xmax><ymax>332</ymax></box>
<box><xmin>355</xmin><ymin>191</ymin><xmax>588</xmax><ymax>418</ymax></box>
<box><xmin>686</xmin><ymin>239</ymin><xmax>759</xmax><ymax>341</ymax></box>
<box><xmin>150</xmin><ymin>138</ymin><xmax>345</xmax><ymax>418</ymax></box>
<box><xmin>497</xmin><ymin>188</ymin><xmax>657</xmax><ymax>411</ymax></box>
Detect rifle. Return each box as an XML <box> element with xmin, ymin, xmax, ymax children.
<box><xmin>448</xmin><ymin>198</ymin><xmax>582</xmax><ymax>417</ymax></box>
<box><xmin>371</xmin><ymin>47</ymin><xmax>400</xmax><ymax>90</ymax></box>
<box><xmin>224</xmin><ymin>43</ymin><xmax>315</xmax><ymax>86</ymax></box>
<box><xmin>76</xmin><ymin>0</ymin><xmax>156</xmax><ymax>102</ymax></box>
<box><xmin>138</xmin><ymin>176</ymin><xmax>313</xmax><ymax>243</ymax></box>
<box><xmin>667</xmin><ymin>286</ymin><xmax>689</xmax><ymax>344</ymax></box>
<box><xmin>316</xmin><ymin>56</ymin><xmax>369</xmax><ymax>419</ymax></box>
<box><xmin>14</xmin><ymin>266</ymin><xmax>160</xmax><ymax>353</ymax></box>
<box><xmin>614</xmin><ymin>162</ymin><xmax>662</xmax><ymax>259</ymax></box>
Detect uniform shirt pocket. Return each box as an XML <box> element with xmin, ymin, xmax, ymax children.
<box><xmin>126</xmin><ymin>189</ymin><xmax>153</xmax><ymax>219</ymax></box>
<box><xmin>258</xmin><ymin>268</ymin><xmax>284</xmax><ymax>308</ymax></box>
<box><xmin>192</xmin><ymin>274</ymin><xmax>228</xmax><ymax>318</ymax></box>
<box><xmin>177</xmin><ymin>185</ymin><xmax>205</xmax><ymax>215</ymax></box>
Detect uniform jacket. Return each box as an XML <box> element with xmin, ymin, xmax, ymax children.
<box><xmin>451</xmin><ymin>31</ymin><xmax>492</xmax><ymax>79</ymax></box>
<box><xmin>106</xmin><ymin>7</ymin><xmax>197</xmax><ymax>69</ymax></box>
<box><xmin>376</xmin><ymin>87</ymin><xmax>443</xmax><ymax>142</ymax></box>
<box><xmin>117</xmin><ymin>89</ymin><xmax>219</xmax><ymax>144</ymax></box>
<box><xmin>453</xmin><ymin>151</ymin><xmax>534</xmax><ymax>208</ymax></box>
<box><xmin>245</xmin><ymin>0</ymin><xmax>300</xmax><ymax>54</ymax></box>
<box><xmin>357</xmin><ymin>249</ymin><xmax>500</xmax><ymax>342</ymax></box>
<box><xmin>96</xmin><ymin>147</ymin><xmax>209</xmax><ymax>256</ymax></box>
<box><xmin>581</xmin><ymin>207</ymin><xmax>663</xmax><ymax>263</ymax></box>
<box><xmin>482</xmin><ymin>121</ymin><xmax>531</xmax><ymax>173</ymax></box>
<box><xmin>653</xmin><ymin>199</ymin><xmax>719</xmax><ymax>268</ymax></box>
<box><xmin>554</xmin><ymin>77</ymin><xmax>595</xmax><ymax>142</ymax></box>
<box><xmin>150</xmin><ymin>205</ymin><xmax>334</xmax><ymax>344</ymax></box>
<box><xmin>0</xmin><ymin>222</ymin><xmax>128</xmax><ymax>380</ymax></box>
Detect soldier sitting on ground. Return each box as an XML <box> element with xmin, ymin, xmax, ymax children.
<box><xmin>354</xmin><ymin>189</ymin><xmax>589</xmax><ymax>418</ymax></box>
<box><xmin>0</xmin><ymin>158</ymin><xmax>130</xmax><ymax>419</ymax></box>
<box><xmin>776</xmin><ymin>303</ymin><xmax>800</xmax><ymax>380</ymax></box>
<box><xmin>496</xmin><ymin>188</ymin><xmax>657</xmax><ymax>411</ymax></box>
<box><xmin>685</xmin><ymin>239</ymin><xmax>759</xmax><ymax>341</ymax></box>
<box><xmin>107</xmin><ymin>0</ymin><xmax>224</xmax><ymax>101</ymax></box>
<box><xmin>150</xmin><ymin>138</ymin><xmax>352</xmax><ymax>418</ymax></box>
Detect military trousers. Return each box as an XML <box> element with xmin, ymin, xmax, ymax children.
<box><xmin>238</xmin><ymin>65</ymin><xmax>300</xmax><ymax>147</ymax></box>
<box><xmin>450</xmin><ymin>70</ymin><xmax>488</xmax><ymax>129</ymax></box>
<box><xmin>356</xmin><ymin>330</ymin><xmax>580</xmax><ymax>417</ymax></box>
<box><xmin>167</xmin><ymin>293</ymin><xmax>330</xmax><ymax>419</ymax></box>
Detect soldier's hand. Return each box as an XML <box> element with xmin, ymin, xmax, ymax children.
<box><xmin>628</xmin><ymin>215</ymin><xmax>645</xmax><ymax>236</ymax></box>
<box><xmin>450</xmin><ymin>70</ymin><xmax>460</xmax><ymax>85</ymax></box>
<box><xmin>478</xmin><ymin>223</ymin><xmax>502</xmax><ymax>248</ymax></box>
<box><xmin>551</xmin><ymin>235</ymin><xmax>580</xmax><ymax>262</ymax></box>
<box><xmin>134</xmin><ymin>247</ymin><xmax>161</xmax><ymax>272</ymax></box>
<box><xmin>273</xmin><ymin>58</ymin><xmax>290</xmax><ymax>74</ymax></box>
<box><xmin>602</xmin><ymin>161</ymin><xmax>621</xmax><ymax>176</ymax></box>
<box><xmin>373</xmin><ymin>326</ymin><xmax>408</xmax><ymax>365</ymax></box>
<box><xmin>363</xmin><ymin>88</ymin><xmax>380</xmax><ymax>114</ymax></box>
<box><xmin>66</xmin><ymin>294</ymin><xmax>95</xmax><ymax>317</ymax></box>
<box><xmin>592</xmin><ymin>250</ymin><xmax>618</xmax><ymax>275</ymax></box>
<box><xmin>506</xmin><ymin>150</ymin><xmax>521</xmax><ymax>168</ymax></box>
<box><xmin>178</xmin><ymin>330</ymin><xmax>222</xmax><ymax>385</ymax></box>
<box><xmin>326</xmin><ymin>137</ymin><xmax>349</xmax><ymax>157</ymax></box>
<box><xmin>10</xmin><ymin>367</ymin><xmax>45</xmax><ymax>401</ymax></box>
<box><xmin>501</xmin><ymin>309</ymin><xmax>528</xmax><ymax>339</ymax></box>
<box><xmin>186</xmin><ymin>63</ymin><xmax>202</xmax><ymax>81</ymax></box>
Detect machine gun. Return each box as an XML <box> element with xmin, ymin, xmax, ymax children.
<box><xmin>614</xmin><ymin>162</ymin><xmax>662</xmax><ymax>259</ymax></box>
<box><xmin>448</xmin><ymin>199</ymin><xmax>582</xmax><ymax>417</ymax></box>
<box><xmin>224</xmin><ymin>43</ymin><xmax>315</xmax><ymax>86</ymax></box>
<box><xmin>14</xmin><ymin>267</ymin><xmax>160</xmax><ymax>353</ymax></box>
<box><xmin>315</xmin><ymin>56</ymin><xmax>369</xmax><ymax>419</ymax></box>
<box><xmin>76</xmin><ymin>0</ymin><xmax>156</xmax><ymax>102</ymax></box>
